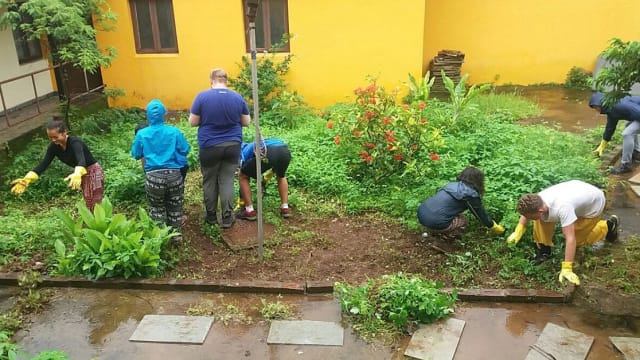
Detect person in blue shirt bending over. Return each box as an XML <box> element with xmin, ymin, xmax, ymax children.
<box><xmin>238</xmin><ymin>138</ymin><xmax>292</xmax><ymax>219</ymax></box>
<box><xmin>589</xmin><ymin>92</ymin><xmax>640</xmax><ymax>174</ymax></box>
<box><xmin>131</xmin><ymin>99</ymin><xmax>190</xmax><ymax>245</ymax></box>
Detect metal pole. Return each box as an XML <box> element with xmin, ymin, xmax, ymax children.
<box><xmin>247</xmin><ymin>0</ymin><xmax>263</xmax><ymax>260</ymax></box>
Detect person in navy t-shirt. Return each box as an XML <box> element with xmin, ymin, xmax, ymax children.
<box><xmin>189</xmin><ymin>68</ymin><xmax>251</xmax><ymax>228</ymax></box>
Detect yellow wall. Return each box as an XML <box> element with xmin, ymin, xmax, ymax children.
<box><xmin>98</xmin><ymin>0</ymin><xmax>426</xmax><ymax>109</ymax></box>
<box><xmin>99</xmin><ymin>0</ymin><xmax>640</xmax><ymax>110</ymax></box>
<box><xmin>98</xmin><ymin>0</ymin><xmax>249</xmax><ymax>110</ymax></box>
<box><xmin>423</xmin><ymin>0</ymin><xmax>640</xmax><ymax>85</ymax></box>
<box><xmin>287</xmin><ymin>1</ymin><xmax>425</xmax><ymax>107</ymax></box>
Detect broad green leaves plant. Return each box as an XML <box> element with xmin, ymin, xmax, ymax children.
<box><xmin>335</xmin><ymin>273</ymin><xmax>457</xmax><ymax>335</ymax></box>
<box><xmin>53</xmin><ymin>197</ymin><xmax>177</xmax><ymax>279</ymax></box>
<box><xmin>403</xmin><ymin>71</ymin><xmax>435</xmax><ymax>104</ymax></box>
<box><xmin>441</xmin><ymin>71</ymin><xmax>492</xmax><ymax>123</ymax></box>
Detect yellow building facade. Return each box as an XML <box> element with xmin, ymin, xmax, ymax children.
<box><xmin>98</xmin><ymin>0</ymin><xmax>640</xmax><ymax>110</ymax></box>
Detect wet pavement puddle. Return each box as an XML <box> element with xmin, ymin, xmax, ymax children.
<box><xmin>8</xmin><ymin>288</ymin><xmax>639</xmax><ymax>360</ymax></box>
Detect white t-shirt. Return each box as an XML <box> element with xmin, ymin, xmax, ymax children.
<box><xmin>538</xmin><ymin>180</ymin><xmax>605</xmax><ymax>227</ymax></box>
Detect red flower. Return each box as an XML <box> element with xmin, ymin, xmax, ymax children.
<box><xmin>365</xmin><ymin>112</ymin><xmax>376</xmax><ymax>120</ymax></box>
<box><xmin>419</xmin><ymin>118</ymin><xmax>427</xmax><ymax>124</ymax></box>
<box><xmin>386</xmin><ymin>145</ymin><xmax>394</xmax><ymax>151</ymax></box>
<box><xmin>394</xmin><ymin>154</ymin><xmax>403</xmax><ymax>161</ymax></box>
<box><xmin>354</xmin><ymin>87</ymin><xmax>364</xmax><ymax>95</ymax></box>
<box><xmin>353</xmin><ymin>130</ymin><xmax>362</xmax><ymax>137</ymax></box>
<box><xmin>386</xmin><ymin>136</ymin><xmax>395</xmax><ymax>143</ymax></box>
<box><xmin>369</xmin><ymin>98</ymin><xmax>377</xmax><ymax>104</ymax></box>
<box><xmin>327</xmin><ymin>121</ymin><xmax>334</xmax><ymax>129</ymax></box>
<box><xmin>402</xmin><ymin>104</ymin><xmax>410</xmax><ymax>110</ymax></box>
<box><xmin>382</xmin><ymin>117</ymin><xmax>392</xmax><ymax>125</ymax></box>
<box><xmin>357</xmin><ymin>98</ymin><xmax>365</xmax><ymax>105</ymax></box>
<box><xmin>363</xmin><ymin>142</ymin><xmax>375</xmax><ymax>149</ymax></box>
<box><xmin>430</xmin><ymin>152</ymin><xmax>440</xmax><ymax>161</ymax></box>
<box><xmin>334</xmin><ymin>135</ymin><xmax>341</xmax><ymax>145</ymax></box>
<box><xmin>366</xmin><ymin>84</ymin><xmax>377</xmax><ymax>93</ymax></box>
<box><xmin>418</xmin><ymin>102</ymin><xmax>426</xmax><ymax>110</ymax></box>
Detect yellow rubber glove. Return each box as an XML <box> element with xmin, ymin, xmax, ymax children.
<box><xmin>262</xmin><ymin>168</ymin><xmax>275</xmax><ymax>185</ymax></box>
<box><xmin>558</xmin><ymin>261</ymin><xmax>580</xmax><ymax>285</ymax></box>
<box><xmin>506</xmin><ymin>223</ymin><xmax>526</xmax><ymax>244</ymax></box>
<box><xmin>10</xmin><ymin>171</ymin><xmax>39</xmax><ymax>195</ymax></box>
<box><xmin>593</xmin><ymin>140</ymin><xmax>608</xmax><ymax>157</ymax></box>
<box><xmin>64</xmin><ymin>166</ymin><xmax>87</xmax><ymax>190</ymax></box>
<box><xmin>491</xmin><ymin>221</ymin><xmax>505</xmax><ymax>235</ymax></box>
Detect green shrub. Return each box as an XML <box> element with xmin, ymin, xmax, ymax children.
<box><xmin>228</xmin><ymin>51</ymin><xmax>293</xmax><ymax>112</ymax></box>
<box><xmin>565</xmin><ymin>66</ymin><xmax>592</xmax><ymax>90</ymax></box>
<box><xmin>335</xmin><ymin>273</ymin><xmax>457</xmax><ymax>338</ymax></box>
<box><xmin>324</xmin><ymin>79</ymin><xmax>444</xmax><ymax>184</ymax></box>
<box><xmin>53</xmin><ymin>197</ymin><xmax>177</xmax><ymax>279</ymax></box>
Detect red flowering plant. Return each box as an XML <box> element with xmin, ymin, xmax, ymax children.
<box><xmin>324</xmin><ymin>80</ymin><xmax>443</xmax><ymax>183</ymax></box>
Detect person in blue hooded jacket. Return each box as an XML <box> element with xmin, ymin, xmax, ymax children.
<box><xmin>131</xmin><ymin>99</ymin><xmax>190</xmax><ymax>244</ymax></box>
<box><xmin>589</xmin><ymin>92</ymin><xmax>640</xmax><ymax>174</ymax></box>
<box><xmin>417</xmin><ymin>166</ymin><xmax>504</xmax><ymax>240</ymax></box>
<box><xmin>237</xmin><ymin>138</ymin><xmax>291</xmax><ymax>219</ymax></box>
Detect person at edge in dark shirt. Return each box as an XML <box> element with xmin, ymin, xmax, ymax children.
<box><xmin>10</xmin><ymin>118</ymin><xmax>104</xmax><ymax>210</ymax></box>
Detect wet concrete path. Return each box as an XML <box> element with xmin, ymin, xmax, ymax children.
<box><xmin>11</xmin><ymin>288</ymin><xmax>639</xmax><ymax>359</ymax></box>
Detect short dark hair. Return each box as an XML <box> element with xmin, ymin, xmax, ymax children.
<box><xmin>46</xmin><ymin>119</ymin><xmax>67</xmax><ymax>133</ymax></box>
<box><xmin>517</xmin><ymin>194</ymin><xmax>544</xmax><ymax>215</ymax></box>
<box><xmin>457</xmin><ymin>166</ymin><xmax>485</xmax><ymax>196</ymax></box>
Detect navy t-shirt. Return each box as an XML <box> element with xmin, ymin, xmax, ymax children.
<box><xmin>190</xmin><ymin>88</ymin><xmax>249</xmax><ymax>148</ymax></box>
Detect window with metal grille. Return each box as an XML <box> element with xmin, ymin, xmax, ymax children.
<box><xmin>243</xmin><ymin>0</ymin><xmax>289</xmax><ymax>52</ymax></box>
<box><xmin>129</xmin><ymin>0</ymin><xmax>178</xmax><ymax>53</ymax></box>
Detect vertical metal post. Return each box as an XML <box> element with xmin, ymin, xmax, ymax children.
<box><xmin>31</xmin><ymin>74</ymin><xmax>41</xmax><ymax>114</ymax></box>
<box><xmin>247</xmin><ymin>0</ymin><xmax>263</xmax><ymax>260</ymax></box>
<box><xmin>0</xmin><ymin>85</ymin><xmax>9</xmax><ymax>127</ymax></box>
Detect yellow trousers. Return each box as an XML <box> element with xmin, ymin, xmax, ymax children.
<box><xmin>533</xmin><ymin>217</ymin><xmax>608</xmax><ymax>248</ymax></box>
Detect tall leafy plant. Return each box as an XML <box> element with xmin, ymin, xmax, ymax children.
<box><xmin>0</xmin><ymin>0</ymin><xmax>118</xmax><ymax>71</ymax></box>
<box><xmin>228</xmin><ymin>35</ymin><xmax>293</xmax><ymax>112</ymax></box>
<box><xmin>403</xmin><ymin>71</ymin><xmax>435</xmax><ymax>104</ymax></box>
<box><xmin>592</xmin><ymin>38</ymin><xmax>640</xmax><ymax>107</ymax></box>
<box><xmin>441</xmin><ymin>71</ymin><xmax>492</xmax><ymax>123</ymax></box>
<box><xmin>54</xmin><ymin>197</ymin><xmax>177</xmax><ymax>279</ymax></box>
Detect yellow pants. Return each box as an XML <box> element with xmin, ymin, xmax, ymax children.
<box><xmin>533</xmin><ymin>217</ymin><xmax>608</xmax><ymax>248</ymax></box>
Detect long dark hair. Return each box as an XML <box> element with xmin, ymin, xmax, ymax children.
<box><xmin>457</xmin><ymin>166</ymin><xmax>485</xmax><ymax>196</ymax></box>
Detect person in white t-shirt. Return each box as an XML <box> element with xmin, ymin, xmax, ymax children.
<box><xmin>505</xmin><ymin>180</ymin><xmax>619</xmax><ymax>286</ymax></box>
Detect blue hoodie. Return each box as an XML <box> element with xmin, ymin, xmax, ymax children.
<box><xmin>131</xmin><ymin>99</ymin><xmax>190</xmax><ymax>172</ymax></box>
<box><xmin>417</xmin><ymin>181</ymin><xmax>493</xmax><ymax>230</ymax></box>
<box><xmin>589</xmin><ymin>92</ymin><xmax>640</xmax><ymax>141</ymax></box>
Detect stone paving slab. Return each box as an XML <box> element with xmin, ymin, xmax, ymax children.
<box><xmin>129</xmin><ymin>315</ymin><xmax>213</xmax><ymax>344</ymax></box>
<box><xmin>525</xmin><ymin>322</ymin><xmax>594</xmax><ymax>360</ymax></box>
<box><xmin>629</xmin><ymin>173</ymin><xmax>640</xmax><ymax>185</ymax></box>
<box><xmin>610</xmin><ymin>337</ymin><xmax>640</xmax><ymax>360</ymax></box>
<box><xmin>631</xmin><ymin>185</ymin><xmax>640</xmax><ymax>198</ymax></box>
<box><xmin>404</xmin><ymin>318</ymin><xmax>465</xmax><ymax>360</ymax></box>
<box><xmin>267</xmin><ymin>320</ymin><xmax>344</xmax><ymax>346</ymax></box>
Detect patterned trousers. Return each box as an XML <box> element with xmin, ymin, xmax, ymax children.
<box><xmin>81</xmin><ymin>163</ymin><xmax>104</xmax><ymax>211</ymax></box>
<box><xmin>145</xmin><ymin>169</ymin><xmax>185</xmax><ymax>232</ymax></box>
<box><xmin>426</xmin><ymin>214</ymin><xmax>468</xmax><ymax>241</ymax></box>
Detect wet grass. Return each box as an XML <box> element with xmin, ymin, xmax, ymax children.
<box><xmin>581</xmin><ymin>236</ymin><xmax>640</xmax><ymax>294</ymax></box>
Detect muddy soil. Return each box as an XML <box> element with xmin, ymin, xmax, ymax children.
<box><xmin>168</xmin><ymin>207</ymin><xmax>449</xmax><ymax>285</ymax></box>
